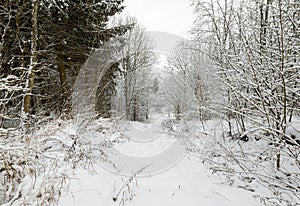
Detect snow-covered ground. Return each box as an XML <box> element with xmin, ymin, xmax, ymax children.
<box><xmin>59</xmin><ymin>114</ymin><xmax>263</xmax><ymax>206</ymax></box>
<box><xmin>3</xmin><ymin>113</ymin><xmax>297</xmax><ymax>205</ymax></box>
<box><xmin>59</xmin><ymin>156</ymin><xmax>261</xmax><ymax>206</ymax></box>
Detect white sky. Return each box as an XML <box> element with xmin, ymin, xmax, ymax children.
<box><xmin>123</xmin><ymin>0</ymin><xmax>195</xmax><ymax>38</ymax></box>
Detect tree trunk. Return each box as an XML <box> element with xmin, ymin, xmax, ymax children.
<box><xmin>132</xmin><ymin>95</ymin><xmax>137</xmax><ymax>121</ymax></box>
<box><xmin>56</xmin><ymin>44</ymin><xmax>71</xmax><ymax>115</ymax></box>
<box><xmin>23</xmin><ymin>0</ymin><xmax>38</xmax><ymax>132</ymax></box>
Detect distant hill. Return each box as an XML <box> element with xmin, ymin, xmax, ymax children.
<box><xmin>146</xmin><ymin>31</ymin><xmax>185</xmax><ymax>54</ymax></box>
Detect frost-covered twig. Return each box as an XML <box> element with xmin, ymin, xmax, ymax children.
<box><xmin>112</xmin><ymin>164</ymin><xmax>150</xmax><ymax>203</ymax></box>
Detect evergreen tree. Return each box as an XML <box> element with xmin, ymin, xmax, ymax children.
<box><xmin>0</xmin><ymin>0</ymin><xmax>131</xmax><ymax>130</ymax></box>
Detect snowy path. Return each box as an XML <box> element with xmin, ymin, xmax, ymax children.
<box><xmin>100</xmin><ymin>114</ymin><xmax>187</xmax><ymax>176</ymax></box>
<box><xmin>59</xmin><ymin>115</ymin><xmax>262</xmax><ymax>206</ymax></box>
<box><xmin>59</xmin><ymin>158</ymin><xmax>261</xmax><ymax>206</ymax></box>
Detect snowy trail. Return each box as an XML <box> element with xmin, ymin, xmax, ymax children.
<box><xmin>100</xmin><ymin>114</ymin><xmax>187</xmax><ymax>176</ymax></box>
<box><xmin>59</xmin><ymin>115</ymin><xmax>261</xmax><ymax>206</ymax></box>
<box><xmin>59</xmin><ymin>157</ymin><xmax>261</xmax><ymax>206</ymax></box>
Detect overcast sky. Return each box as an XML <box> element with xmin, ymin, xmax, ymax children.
<box><xmin>123</xmin><ymin>0</ymin><xmax>195</xmax><ymax>38</ymax></box>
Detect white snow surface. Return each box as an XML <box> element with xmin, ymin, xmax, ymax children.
<box><xmin>59</xmin><ymin>114</ymin><xmax>262</xmax><ymax>206</ymax></box>
<box><xmin>59</xmin><ymin>156</ymin><xmax>261</xmax><ymax>206</ymax></box>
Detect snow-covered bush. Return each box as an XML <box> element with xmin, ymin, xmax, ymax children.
<box><xmin>0</xmin><ymin>116</ymin><xmax>122</xmax><ymax>205</ymax></box>
<box><xmin>161</xmin><ymin>118</ymin><xmax>177</xmax><ymax>132</ymax></box>
<box><xmin>0</xmin><ymin>133</ymin><xmax>70</xmax><ymax>205</ymax></box>
<box><xmin>190</xmin><ymin>118</ymin><xmax>300</xmax><ymax>206</ymax></box>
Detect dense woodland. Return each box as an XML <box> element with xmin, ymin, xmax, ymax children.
<box><xmin>0</xmin><ymin>0</ymin><xmax>299</xmax><ymax>205</ymax></box>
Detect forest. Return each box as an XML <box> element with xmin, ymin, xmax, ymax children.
<box><xmin>0</xmin><ymin>0</ymin><xmax>299</xmax><ymax>205</ymax></box>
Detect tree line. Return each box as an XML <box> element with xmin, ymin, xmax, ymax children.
<box><xmin>0</xmin><ymin>0</ymin><xmax>131</xmax><ymax>133</ymax></box>
<box><xmin>161</xmin><ymin>0</ymin><xmax>299</xmax><ymax>204</ymax></box>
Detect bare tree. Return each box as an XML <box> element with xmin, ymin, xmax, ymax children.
<box><xmin>190</xmin><ymin>0</ymin><xmax>300</xmax><ymax>204</ymax></box>
<box><xmin>115</xmin><ymin>17</ymin><xmax>157</xmax><ymax>121</ymax></box>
